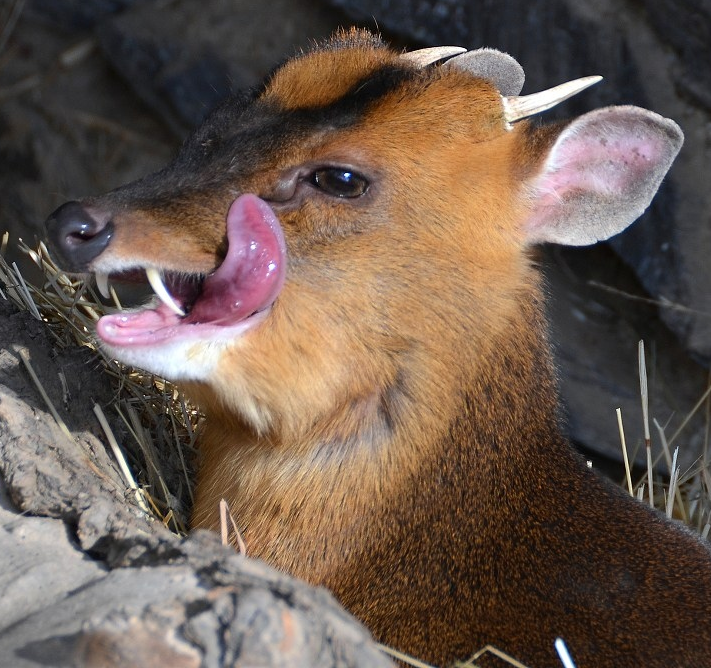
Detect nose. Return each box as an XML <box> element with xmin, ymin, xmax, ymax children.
<box><xmin>44</xmin><ymin>201</ymin><xmax>114</xmax><ymax>272</ymax></box>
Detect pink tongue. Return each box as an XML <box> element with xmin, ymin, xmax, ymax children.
<box><xmin>184</xmin><ymin>194</ymin><xmax>286</xmax><ymax>325</ymax></box>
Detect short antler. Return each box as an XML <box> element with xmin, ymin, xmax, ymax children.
<box><xmin>400</xmin><ymin>45</ymin><xmax>466</xmax><ymax>67</ymax></box>
<box><xmin>402</xmin><ymin>44</ymin><xmax>600</xmax><ymax>127</ymax></box>
<box><xmin>502</xmin><ymin>75</ymin><xmax>603</xmax><ymax>124</ymax></box>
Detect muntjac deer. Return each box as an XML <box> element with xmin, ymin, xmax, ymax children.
<box><xmin>45</xmin><ymin>29</ymin><xmax>711</xmax><ymax>668</ymax></box>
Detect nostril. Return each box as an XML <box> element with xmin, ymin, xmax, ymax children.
<box><xmin>45</xmin><ymin>201</ymin><xmax>114</xmax><ymax>272</ymax></box>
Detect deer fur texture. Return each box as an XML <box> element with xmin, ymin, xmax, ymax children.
<box><xmin>45</xmin><ymin>29</ymin><xmax>711</xmax><ymax>668</ymax></box>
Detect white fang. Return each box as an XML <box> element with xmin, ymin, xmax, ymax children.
<box><xmin>146</xmin><ymin>267</ymin><xmax>185</xmax><ymax>316</ymax></box>
<box><xmin>95</xmin><ymin>272</ymin><xmax>111</xmax><ymax>299</ymax></box>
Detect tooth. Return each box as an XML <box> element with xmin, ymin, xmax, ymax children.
<box><xmin>146</xmin><ymin>267</ymin><xmax>185</xmax><ymax>316</ymax></box>
<box><xmin>95</xmin><ymin>272</ymin><xmax>111</xmax><ymax>299</ymax></box>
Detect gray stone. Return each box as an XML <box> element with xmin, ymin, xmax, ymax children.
<box><xmin>96</xmin><ymin>0</ymin><xmax>348</xmax><ymax>135</ymax></box>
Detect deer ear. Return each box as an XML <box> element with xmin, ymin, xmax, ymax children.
<box><xmin>524</xmin><ymin>106</ymin><xmax>683</xmax><ymax>246</ymax></box>
<box><xmin>444</xmin><ymin>48</ymin><xmax>525</xmax><ymax>96</ymax></box>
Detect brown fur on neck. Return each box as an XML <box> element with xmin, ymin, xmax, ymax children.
<box><xmin>191</xmin><ymin>270</ymin><xmax>711</xmax><ymax>667</ymax></box>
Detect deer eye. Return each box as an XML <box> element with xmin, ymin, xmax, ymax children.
<box><xmin>309</xmin><ymin>168</ymin><xmax>369</xmax><ymax>198</ymax></box>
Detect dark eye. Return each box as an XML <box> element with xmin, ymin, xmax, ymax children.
<box><xmin>310</xmin><ymin>168</ymin><xmax>369</xmax><ymax>198</ymax></box>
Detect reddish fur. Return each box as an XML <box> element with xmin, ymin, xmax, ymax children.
<box><xmin>51</xmin><ymin>30</ymin><xmax>711</xmax><ymax>667</ymax></box>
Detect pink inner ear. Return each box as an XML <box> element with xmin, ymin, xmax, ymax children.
<box><xmin>542</xmin><ymin>132</ymin><xmax>663</xmax><ymax>197</ymax></box>
<box><xmin>523</xmin><ymin>106</ymin><xmax>683</xmax><ymax>247</ymax></box>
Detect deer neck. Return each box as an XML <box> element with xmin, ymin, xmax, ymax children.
<box><xmin>190</xmin><ymin>281</ymin><xmax>572</xmax><ymax>578</ymax></box>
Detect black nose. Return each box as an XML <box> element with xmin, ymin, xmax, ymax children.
<box><xmin>44</xmin><ymin>201</ymin><xmax>114</xmax><ymax>272</ymax></box>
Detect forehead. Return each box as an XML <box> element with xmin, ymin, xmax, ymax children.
<box><xmin>263</xmin><ymin>35</ymin><xmax>405</xmax><ymax>111</ymax></box>
<box><xmin>185</xmin><ymin>38</ymin><xmax>418</xmax><ymax>156</ymax></box>
<box><xmin>260</xmin><ymin>38</ymin><xmax>505</xmax><ymax>139</ymax></box>
<box><xmin>172</xmin><ymin>33</ymin><xmax>508</xmax><ymax>184</ymax></box>
<box><xmin>102</xmin><ymin>33</ymin><xmax>516</xmax><ymax>218</ymax></box>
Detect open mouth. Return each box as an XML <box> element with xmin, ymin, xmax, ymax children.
<box><xmin>95</xmin><ymin>194</ymin><xmax>287</xmax><ymax>348</ymax></box>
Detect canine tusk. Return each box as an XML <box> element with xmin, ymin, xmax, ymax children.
<box><xmin>146</xmin><ymin>267</ymin><xmax>185</xmax><ymax>317</ymax></box>
<box><xmin>95</xmin><ymin>272</ymin><xmax>111</xmax><ymax>299</ymax></box>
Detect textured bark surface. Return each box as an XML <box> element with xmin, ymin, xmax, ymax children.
<box><xmin>0</xmin><ymin>299</ymin><xmax>392</xmax><ymax>668</ymax></box>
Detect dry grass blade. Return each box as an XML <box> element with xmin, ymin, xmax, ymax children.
<box><xmin>554</xmin><ymin>638</ymin><xmax>577</xmax><ymax>668</ymax></box>
<box><xmin>588</xmin><ymin>280</ymin><xmax>711</xmax><ymax>317</ymax></box>
<box><xmin>14</xmin><ymin>345</ymin><xmax>73</xmax><ymax>443</ymax></box>
<box><xmin>458</xmin><ymin>644</ymin><xmax>532</xmax><ymax>668</ymax></box>
<box><xmin>652</xmin><ymin>418</ymin><xmax>685</xmax><ymax>522</ymax></box>
<box><xmin>667</xmin><ymin>382</ymin><xmax>711</xmax><ymax>449</ymax></box>
<box><xmin>665</xmin><ymin>446</ymin><xmax>680</xmax><ymax>520</ymax></box>
<box><xmin>616</xmin><ymin>408</ymin><xmax>633</xmax><ymax>496</ymax></box>
<box><xmin>638</xmin><ymin>340</ymin><xmax>654</xmax><ymax>507</ymax></box>
<box><xmin>219</xmin><ymin>498</ymin><xmax>247</xmax><ymax>555</ymax></box>
<box><xmin>653</xmin><ymin>417</ymin><xmax>674</xmax><ymax>471</ymax></box>
<box><xmin>375</xmin><ymin>644</ymin><xmax>437</xmax><ymax>668</ymax></box>
<box><xmin>0</xmin><ymin>254</ymin><xmax>41</xmax><ymax>318</ymax></box>
<box><xmin>93</xmin><ymin>402</ymin><xmax>151</xmax><ymax>515</ymax></box>
<box><xmin>0</xmin><ymin>235</ymin><xmax>198</xmax><ymax>532</ymax></box>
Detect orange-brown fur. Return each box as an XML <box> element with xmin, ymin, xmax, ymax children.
<box><xmin>49</xmin><ymin>30</ymin><xmax>711</xmax><ymax>668</ymax></box>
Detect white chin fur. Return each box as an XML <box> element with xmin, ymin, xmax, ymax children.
<box><xmin>102</xmin><ymin>336</ymin><xmax>274</xmax><ymax>433</ymax></box>
<box><xmin>100</xmin><ymin>337</ymin><xmax>224</xmax><ymax>382</ymax></box>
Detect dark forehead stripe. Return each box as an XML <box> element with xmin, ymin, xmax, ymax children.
<box><xmin>177</xmin><ymin>61</ymin><xmax>418</xmax><ymax>170</ymax></box>
<box><xmin>121</xmin><ymin>51</ymin><xmax>421</xmax><ymax>203</ymax></box>
<box><xmin>285</xmin><ymin>63</ymin><xmax>419</xmax><ymax>128</ymax></box>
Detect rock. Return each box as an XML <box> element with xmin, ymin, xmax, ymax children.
<box><xmin>543</xmin><ymin>245</ymin><xmax>708</xmax><ymax>471</ymax></box>
<box><xmin>645</xmin><ymin>0</ymin><xmax>711</xmax><ymax>111</ymax></box>
<box><xmin>26</xmin><ymin>0</ymin><xmax>148</xmax><ymax>31</ymax></box>
<box><xmin>0</xmin><ymin>10</ymin><xmax>175</xmax><ymax>261</ymax></box>
<box><xmin>96</xmin><ymin>0</ymin><xmax>348</xmax><ymax>135</ymax></box>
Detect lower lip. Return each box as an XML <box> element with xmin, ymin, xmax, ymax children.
<box><xmin>96</xmin><ymin>303</ymin><xmax>270</xmax><ymax>348</ymax></box>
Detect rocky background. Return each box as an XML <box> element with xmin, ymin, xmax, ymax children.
<box><xmin>1</xmin><ymin>0</ymin><xmax>710</xmax><ymax>666</ymax></box>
